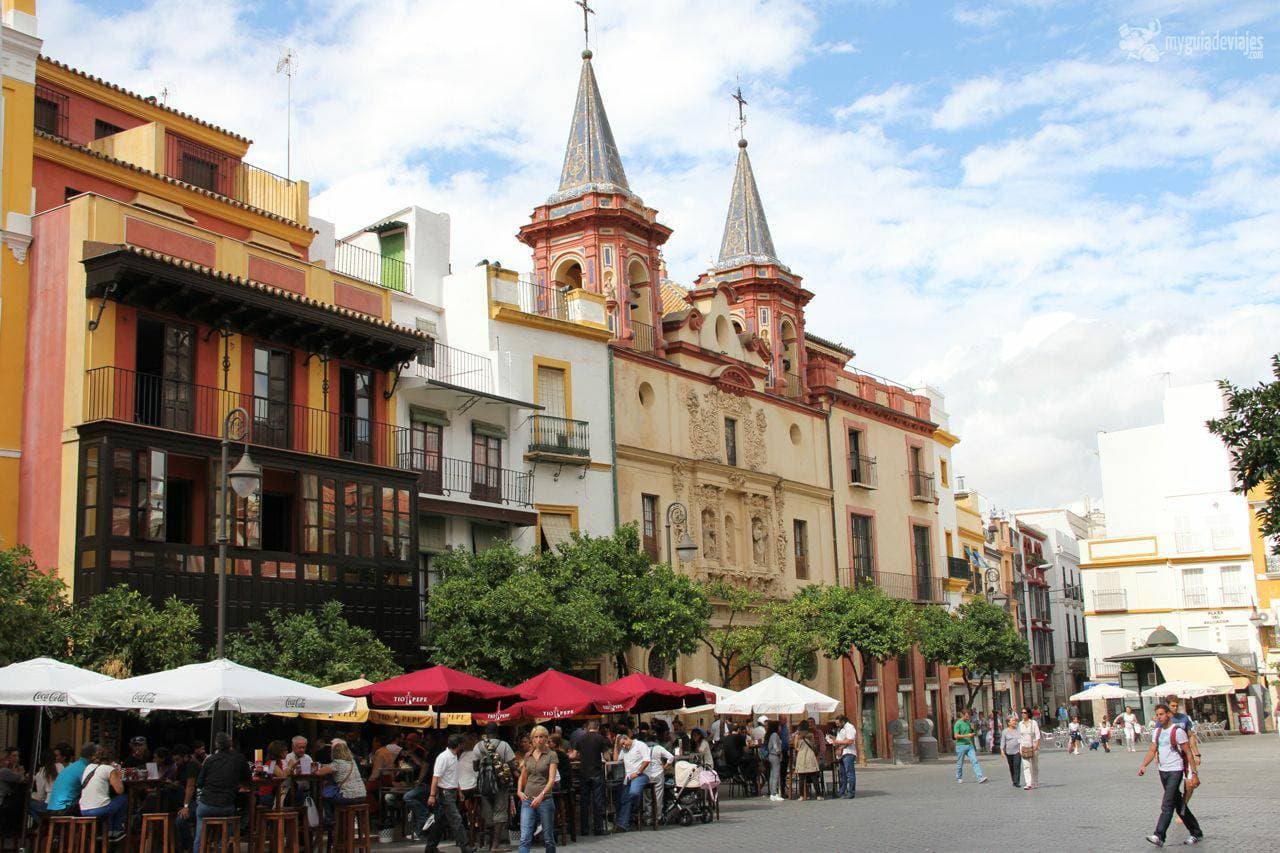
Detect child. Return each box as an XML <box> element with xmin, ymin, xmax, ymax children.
<box><xmin>1098</xmin><ymin>720</ymin><xmax>1112</xmax><ymax>753</ymax></box>
<box><xmin>1068</xmin><ymin>716</ymin><xmax>1083</xmax><ymax>755</ymax></box>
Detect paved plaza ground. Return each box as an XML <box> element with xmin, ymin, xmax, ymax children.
<box><xmin>412</xmin><ymin>734</ymin><xmax>1277</xmax><ymax>852</ymax></box>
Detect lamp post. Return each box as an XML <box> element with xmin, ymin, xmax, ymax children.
<box><xmin>664</xmin><ymin>502</ymin><xmax>697</xmax><ymax>566</ymax></box>
<box><xmin>216</xmin><ymin>407</ymin><xmax>262</xmax><ymax>659</ymax></box>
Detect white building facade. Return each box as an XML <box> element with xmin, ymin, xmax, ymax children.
<box><xmin>1081</xmin><ymin>384</ymin><xmax>1263</xmax><ymax>687</ymax></box>
<box><xmin>1014</xmin><ymin>507</ymin><xmax>1090</xmax><ymax>704</ymax></box>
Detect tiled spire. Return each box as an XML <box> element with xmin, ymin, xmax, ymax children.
<box><xmin>553</xmin><ymin>50</ymin><xmax>630</xmax><ymax>201</ymax></box>
<box><xmin>715</xmin><ymin>138</ymin><xmax>782</xmax><ymax>270</ymax></box>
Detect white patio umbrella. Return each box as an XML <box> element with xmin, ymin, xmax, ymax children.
<box><xmin>0</xmin><ymin>657</ymin><xmax>114</xmax><ymax>706</ymax></box>
<box><xmin>68</xmin><ymin>658</ymin><xmax>358</xmax><ymax>714</ymax></box>
<box><xmin>714</xmin><ymin>673</ymin><xmax>841</xmax><ymax>717</ymax></box>
<box><xmin>675</xmin><ymin>679</ymin><xmax>740</xmax><ymax>715</ymax></box>
<box><xmin>1143</xmin><ymin>680</ymin><xmax>1230</xmax><ymax>699</ymax></box>
<box><xmin>1069</xmin><ymin>683</ymin><xmax>1138</xmax><ymax>702</ymax></box>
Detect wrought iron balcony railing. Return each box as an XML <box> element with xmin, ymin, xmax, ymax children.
<box><xmin>854</xmin><ymin>569</ymin><xmax>945</xmax><ymax>603</ymax></box>
<box><xmin>514</xmin><ymin>279</ymin><xmax>569</xmax><ymax>321</ymax></box>
<box><xmin>910</xmin><ymin>471</ymin><xmax>936</xmax><ymax>501</ymax></box>
<box><xmin>1092</xmin><ymin>590</ymin><xmax>1128</xmax><ymax>612</ymax></box>
<box><xmin>35</xmin><ymin>85</ymin><xmax>69</xmax><ymax>140</ymax></box>
<box><xmin>1092</xmin><ymin>659</ymin><xmax>1121</xmax><ymax>678</ymax></box>
<box><xmin>409</xmin><ymin>453</ymin><xmax>533</xmax><ymax>507</ymax></box>
<box><xmin>946</xmin><ymin>556</ymin><xmax>972</xmax><ymax>580</ymax></box>
<box><xmin>627</xmin><ymin>320</ymin><xmax>657</xmax><ymax>353</ymax></box>
<box><xmin>411</xmin><ymin>341</ymin><xmax>493</xmax><ymax>394</ymax></box>
<box><xmin>1068</xmin><ymin>640</ymin><xmax>1089</xmax><ymax>660</ymax></box>
<box><xmin>84</xmin><ymin>366</ymin><xmax>413</xmax><ymax>470</ymax></box>
<box><xmin>849</xmin><ymin>453</ymin><xmax>877</xmax><ymax>487</ymax></box>
<box><xmin>334</xmin><ymin>240</ymin><xmax>411</xmax><ymax>293</ymax></box>
<box><xmin>164</xmin><ymin>135</ymin><xmax>304</xmax><ymax>223</ymax></box>
<box><xmin>528</xmin><ymin>415</ymin><xmax>590</xmax><ymax>457</ymax></box>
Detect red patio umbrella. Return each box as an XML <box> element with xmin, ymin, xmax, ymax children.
<box><xmin>609</xmin><ymin>672</ymin><xmax>715</xmax><ymax>713</ymax></box>
<box><xmin>342</xmin><ymin>665</ymin><xmax>523</xmax><ymax>713</ymax></box>
<box><xmin>476</xmin><ymin>669</ymin><xmax>634</xmax><ymax>722</ymax></box>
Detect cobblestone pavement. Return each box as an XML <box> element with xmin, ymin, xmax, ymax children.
<box><xmin>403</xmin><ymin>734</ymin><xmax>1277</xmax><ymax>852</ymax></box>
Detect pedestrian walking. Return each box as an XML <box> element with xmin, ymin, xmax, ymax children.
<box><xmin>426</xmin><ymin>734</ymin><xmax>475</xmax><ymax>853</ymax></box>
<box><xmin>952</xmin><ymin>709</ymin><xmax>988</xmax><ymax>784</ymax></box>
<box><xmin>1068</xmin><ymin>715</ymin><xmax>1083</xmax><ymax>755</ymax></box>
<box><xmin>1000</xmin><ymin>717</ymin><xmax>1022</xmax><ymax>787</ymax></box>
<box><xmin>1099</xmin><ymin>719</ymin><xmax>1113</xmax><ymax>753</ymax></box>
<box><xmin>1115</xmin><ymin>706</ymin><xmax>1140</xmax><ymax>752</ymax></box>
<box><xmin>1138</xmin><ymin>703</ymin><xmax>1202</xmax><ymax>847</ymax></box>
<box><xmin>515</xmin><ymin>727</ymin><xmax>556</xmax><ymax>853</ymax></box>
<box><xmin>1016</xmin><ymin>708</ymin><xmax>1041</xmax><ymax>790</ymax></box>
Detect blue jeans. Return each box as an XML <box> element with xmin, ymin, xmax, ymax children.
<box><xmin>80</xmin><ymin>794</ymin><xmax>128</xmax><ymax>834</ymax></box>
<box><xmin>838</xmin><ymin>754</ymin><xmax>857</xmax><ymax>798</ymax></box>
<box><xmin>578</xmin><ymin>775</ymin><xmax>605</xmax><ymax>835</ymax></box>
<box><xmin>955</xmin><ymin>743</ymin><xmax>985</xmax><ymax>781</ymax></box>
<box><xmin>192</xmin><ymin>802</ymin><xmax>236</xmax><ymax>853</ymax></box>
<box><xmin>518</xmin><ymin>798</ymin><xmax>555</xmax><ymax>853</ymax></box>
<box><xmin>403</xmin><ymin>784</ymin><xmax>429</xmax><ymax>832</ymax></box>
<box><xmin>614</xmin><ymin>775</ymin><xmax>648</xmax><ymax>830</ymax></box>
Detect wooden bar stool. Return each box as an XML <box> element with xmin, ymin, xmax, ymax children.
<box><xmin>197</xmin><ymin>817</ymin><xmax>241</xmax><ymax>853</ymax></box>
<box><xmin>253</xmin><ymin>809</ymin><xmax>298</xmax><ymax>853</ymax></box>
<box><xmin>38</xmin><ymin>815</ymin><xmax>76</xmax><ymax>853</ymax></box>
<box><xmin>65</xmin><ymin>817</ymin><xmax>107</xmax><ymax>853</ymax></box>
<box><xmin>138</xmin><ymin>814</ymin><xmax>175</xmax><ymax>853</ymax></box>
<box><xmin>329</xmin><ymin>804</ymin><xmax>370</xmax><ymax>853</ymax></box>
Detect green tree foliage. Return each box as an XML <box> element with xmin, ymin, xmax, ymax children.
<box><xmin>1209</xmin><ymin>356</ymin><xmax>1280</xmax><ymax>551</ymax></box>
<box><xmin>226</xmin><ymin>600</ymin><xmax>400</xmax><ymax>686</ymax></box>
<box><xmin>761</xmin><ymin>594</ymin><xmax>820</xmax><ymax>682</ymax></box>
<box><xmin>698</xmin><ymin>580</ymin><xmax>773</xmax><ymax>687</ymax></box>
<box><xmin>948</xmin><ymin>598</ymin><xmax>1030</xmax><ymax>707</ymax></box>
<box><xmin>0</xmin><ymin>546</ymin><xmax>71</xmax><ymax>666</ymax></box>
<box><xmin>915</xmin><ymin>604</ymin><xmax>961</xmax><ymax>670</ymax></box>
<box><xmin>804</xmin><ymin>584</ymin><xmax>916</xmax><ymax>692</ymax></box>
<box><xmin>557</xmin><ymin>524</ymin><xmax>711</xmax><ymax>677</ymax></box>
<box><xmin>62</xmin><ymin>585</ymin><xmax>200</xmax><ymax>678</ymax></box>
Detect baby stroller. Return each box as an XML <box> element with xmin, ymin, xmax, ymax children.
<box><xmin>662</xmin><ymin>760</ymin><xmax>717</xmax><ymax>827</ymax></box>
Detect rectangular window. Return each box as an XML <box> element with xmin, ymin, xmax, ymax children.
<box><xmin>34</xmin><ymin>86</ymin><xmax>66</xmax><ymax>138</ymax></box>
<box><xmin>344</xmin><ymin>481</ymin><xmax>376</xmax><ymax>557</ymax></box>
<box><xmin>539</xmin><ymin>512</ymin><xmax>575</xmax><ymax>553</ymax></box>
<box><xmin>339</xmin><ymin>367</ymin><xmax>373</xmax><ymax>462</ymax></box>
<box><xmin>1182</xmin><ymin>567</ymin><xmax>1206</xmax><ymax>607</ymax></box>
<box><xmin>793</xmin><ymin>519</ymin><xmax>809</xmax><ymax>579</ymax></box>
<box><xmin>536</xmin><ymin>365</ymin><xmax>568</xmax><ymax>418</ymax></box>
<box><xmin>472</xmin><ymin>523</ymin><xmax>507</xmax><ymax>553</ymax></box>
<box><xmin>381</xmin><ymin>486</ymin><xmax>412</xmax><ymax>561</ymax></box>
<box><xmin>252</xmin><ymin>346</ymin><xmax>291</xmax><ymax>448</ymax></box>
<box><xmin>848</xmin><ymin>429</ymin><xmax>865</xmax><ymax>483</ymax></box>
<box><xmin>134</xmin><ymin>449</ymin><xmax>167</xmax><ymax>542</ymax></box>
<box><xmin>94</xmin><ymin>119</ymin><xmax>123</xmax><ymax>139</ymax></box>
<box><xmin>212</xmin><ymin>458</ymin><xmax>260</xmax><ymax>549</ymax></box>
<box><xmin>411</xmin><ymin>420</ymin><xmax>443</xmax><ymax>494</ymax></box>
<box><xmin>301</xmin><ymin>475</ymin><xmax>337</xmax><ymax>554</ymax></box>
<box><xmin>944</xmin><ymin>530</ymin><xmax>954</xmax><ymax>557</ymax></box>
<box><xmin>111</xmin><ymin>448</ymin><xmax>132</xmax><ymax>536</ymax></box>
<box><xmin>940</xmin><ymin>458</ymin><xmax>949</xmax><ymax>488</ymax></box>
<box><xmin>912</xmin><ymin>524</ymin><xmax>932</xmax><ymax>599</ymax></box>
<box><xmin>642</xmin><ymin>494</ymin><xmax>659</xmax><ymax>562</ymax></box>
<box><xmin>850</xmin><ymin>514</ymin><xmax>874</xmax><ymax>585</ymax></box>
<box><xmin>725</xmin><ymin>418</ymin><xmax>738</xmax><ymax>466</ymax></box>
<box><xmin>470</xmin><ymin>433</ymin><xmax>502</xmax><ymax>503</ymax></box>
<box><xmin>1219</xmin><ymin>564</ymin><xmax>1246</xmax><ymax>605</ymax></box>
<box><xmin>82</xmin><ymin>445</ymin><xmax>100</xmax><ymax>539</ymax></box>
<box><xmin>179</xmin><ymin>151</ymin><xmax>219</xmax><ymax>192</ymax></box>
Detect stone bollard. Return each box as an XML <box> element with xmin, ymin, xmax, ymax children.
<box><xmin>914</xmin><ymin>718</ymin><xmax>939</xmax><ymax>761</ymax></box>
<box><xmin>889</xmin><ymin>719</ymin><xmax>917</xmax><ymax>764</ymax></box>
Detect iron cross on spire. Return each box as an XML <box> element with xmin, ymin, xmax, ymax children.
<box><xmin>575</xmin><ymin>0</ymin><xmax>595</xmax><ymax>51</ymax></box>
<box><xmin>732</xmin><ymin>80</ymin><xmax>748</xmax><ymax>140</ymax></box>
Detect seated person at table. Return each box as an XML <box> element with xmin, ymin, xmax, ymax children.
<box><xmin>345</xmin><ymin>730</ymin><xmax>368</xmax><ymax>763</ymax></box>
<box><xmin>0</xmin><ymin>746</ymin><xmax>28</xmax><ymax>831</ymax></box>
<box><xmin>612</xmin><ymin>728</ymin><xmax>651</xmax><ymax>833</ymax></box>
<box><xmin>401</xmin><ymin>734</ymin><xmax>433</xmax><ymax>840</ymax></box>
<box><xmin>173</xmin><ymin>745</ymin><xmax>201</xmax><ymax>849</ymax></box>
<box><xmin>28</xmin><ymin>746</ymin><xmax>67</xmax><ymax>822</ymax></box>
<box><xmin>192</xmin><ymin>732</ymin><xmax>249</xmax><ymax>853</ymax></box>
<box><xmin>136</xmin><ymin>747</ymin><xmax>176</xmax><ymax>817</ymax></box>
<box><xmin>78</xmin><ymin>746</ymin><xmax>127</xmax><ymax>841</ymax></box>
<box><xmin>689</xmin><ymin>728</ymin><xmax>713</xmax><ymax>767</ymax></box>
<box><xmin>281</xmin><ymin>735</ymin><xmax>311</xmax><ymax>802</ymax></box>
<box><xmin>257</xmin><ymin>742</ymin><xmax>289</xmax><ymax>808</ymax></box>
<box><xmin>367</xmin><ymin>735</ymin><xmax>396</xmax><ymax>789</ymax></box>
<box><xmin>47</xmin><ymin>742</ymin><xmax>97</xmax><ymax>814</ymax></box>
<box><xmin>122</xmin><ymin>737</ymin><xmax>150</xmax><ymax>770</ymax></box>
<box><xmin>316</xmin><ymin>739</ymin><xmax>366</xmax><ymax>825</ymax></box>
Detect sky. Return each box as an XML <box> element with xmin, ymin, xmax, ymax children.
<box><xmin>38</xmin><ymin>0</ymin><xmax>1280</xmax><ymax>513</ymax></box>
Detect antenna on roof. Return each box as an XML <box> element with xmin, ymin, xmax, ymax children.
<box><xmin>159</xmin><ymin>86</ymin><xmax>172</xmax><ymax>107</ymax></box>
<box><xmin>275</xmin><ymin>47</ymin><xmax>299</xmax><ymax>179</ymax></box>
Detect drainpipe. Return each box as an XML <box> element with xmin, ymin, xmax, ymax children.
<box><xmin>608</xmin><ymin>347</ymin><xmax>620</xmax><ymax>530</ymax></box>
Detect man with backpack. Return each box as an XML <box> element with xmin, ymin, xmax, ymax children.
<box><xmin>473</xmin><ymin>723</ymin><xmax>516</xmax><ymax>852</ymax></box>
<box><xmin>1138</xmin><ymin>703</ymin><xmax>1203</xmax><ymax>847</ymax></box>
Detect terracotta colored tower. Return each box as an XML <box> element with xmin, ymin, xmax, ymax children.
<box><xmin>694</xmin><ymin>135</ymin><xmax>814</xmax><ymax>396</ymax></box>
<box><xmin>517</xmin><ymin>48</ymin><xmax>672</xmax><ymax>349</ymax></box>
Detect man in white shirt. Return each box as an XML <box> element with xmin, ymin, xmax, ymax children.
<box><xmin>646</xmin><ymin>741</ymin><xmax>674</xmax><ymax>818</ymax></box>
<box><xmin>612</xmin><ymin>729</ymin><xmax>651</xmax><ymax>833</ymax></box>
<box><xmin>830</xmin><ymin>714</ymin><xmax>858</xmax><ymax>799</ymax></box>
<box><xmin>426</xmin><ymin>734</ymin><xmax>475</xmax><ymax>853</ymax></box>
<box><xmin>1138</xmin><ymin>703</ymin><xmax>1202</xmax><ymax>847</ymax></box>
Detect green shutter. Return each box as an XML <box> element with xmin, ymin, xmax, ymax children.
<box><xmin>379</xmin><ymin>231</ymin><xmax>406</xmax><ymax>290</ymax></box>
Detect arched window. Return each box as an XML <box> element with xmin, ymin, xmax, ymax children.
<box><xmin>553</xmin><ymin>257</ymin><xmax>584</xmax><ymax>290</ymax></box>
<box><xmin>626</xmin><ymin>258</ymin><xmax>653</xmax><ymax>329</ymax></box>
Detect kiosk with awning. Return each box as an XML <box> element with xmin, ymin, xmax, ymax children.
<box><xmin>1104</xmin><ymin>627</ymin><xmax>1247</xmax><ymax>728</ymax></box>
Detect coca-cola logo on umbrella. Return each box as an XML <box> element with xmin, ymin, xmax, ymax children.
<box><xmin>32</xmin><ymin>690</ymin><xmax>67</xmax><ymax>703</ymax></box>
<box><xmin>131</xmin><ymin>692</ymin><xmax>159</xmax><ymax>704</ymax></box>
<box><xmin>284</xmin><ymin>697</ymin><xmax>307</xmax><ymax>709</ymax></box>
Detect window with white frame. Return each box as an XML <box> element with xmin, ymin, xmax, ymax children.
<box><xmin>1181</xmin><ymin>567</ymin><xmax>1206</xmax><ymax>606</ymax></box>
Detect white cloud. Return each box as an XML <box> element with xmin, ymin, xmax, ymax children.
<box><xmin>37</xmin><ymin>0</ymin><xmax>1280</xmax><ymax>512</ymax></box>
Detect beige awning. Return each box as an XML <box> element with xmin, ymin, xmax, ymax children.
<box><xmin>1153</xmin><ymin>656</ymin><xmax>1234</xmax><ymax>692</ymax></box>
<box><xmin>540</xmin><ymin>513</ymin><xmax>575</xmax><ymax>550</ymax></box>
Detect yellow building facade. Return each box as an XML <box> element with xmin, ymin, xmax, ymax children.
<box><xmin>1247</xmin><ymin>484</ymin><xmax>1279</xmax><ymax>718</ymax></box>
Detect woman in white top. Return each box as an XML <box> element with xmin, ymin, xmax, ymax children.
<box><xmin>78</xmin><ymin>746</ymin><xmax>127</xmax><ymax>839</ymax></box>
<box><xmin>27</xmin><ymin>747</ymin><xmax>66</xmax><ymax>819</ymax></box>
<box><xmin>1016</xmin><ymin>707</ymin><xmax>1042</xmax><ymax>790</ymax></box>
<box><xmin>1113</xmin><ymin>706</ymin><xmax>1139</xmax><ymax>752</ymax></box>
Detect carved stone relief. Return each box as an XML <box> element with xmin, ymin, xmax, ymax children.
<box><xmin>751</xmin><ymin>517</ymin><xmax>767</xmax><ymax>566</ymax></box>
<box><xmin>681</xmin><ymin>383</ymin><xmax>768</xmax><ymax>470</ymax></box>
<box><xmin>701</xmin><ymin>508</ymin><xmax>718</xmax><ymax>561</ymax></box>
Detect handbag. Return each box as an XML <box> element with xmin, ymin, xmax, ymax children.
<box><xmin>1019</xmin><ymin>746</ymin><xmax>1035</xmax><ymax>759</ymax></box>
<box><xmin>303</xmin><ymin>795</ymin><xmax>320</xmax><ymax>828</ymax></box>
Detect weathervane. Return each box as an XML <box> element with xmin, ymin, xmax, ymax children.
<box><xmin>732</xmin><ymin>80</ymin><xmax>748</xmax><ymax>141</ymax></box>
<box><xmin>575</xmin><ymin>0</ymin><xmax>595</xmax><ymax>51</ymax></box>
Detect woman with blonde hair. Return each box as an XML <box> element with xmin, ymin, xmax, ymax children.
<box><xmin>516</xmin><ymin>726</ymin><xmax>557</xmax><ymax>853</ymax></box>
<box><xmin>317</xmin><ymin>739</ymin><xmax>366</xmax><ymax>823</ymax></box>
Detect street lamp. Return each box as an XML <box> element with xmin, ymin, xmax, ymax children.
<box><xmin>216</xmin><ymin>407</ymin><xmax>261</xmax><ymax>659</ymax></box>
<box><xmin>664</xmin><ymin>502</ymin><xmax>697</xmax><ymax>565</ymax></box>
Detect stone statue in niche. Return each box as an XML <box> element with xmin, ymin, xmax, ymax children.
<box><xmin>724</xmin><ymin>514</ymin><xmax>737</xmax><ymax>562</ymax></box>
<box><xmin>701</xmin><ymin>508</ymin><xmax>718</xmax><ymax>560</ymax></box>
<box><xmin>752</xmin><ymin>517</ymin><xmax>767</xmax><ymax>566</ymax></box>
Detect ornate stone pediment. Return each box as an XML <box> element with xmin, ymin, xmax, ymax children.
<box><xmin>682</xmin><ymin>383</ymin><xmax>767</xmax><ymax>470</ymax></box>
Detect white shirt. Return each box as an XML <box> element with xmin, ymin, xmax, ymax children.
<box><xmin>386</xmin><ymin>744</ymin><xmax>403</xmax><ymax>757</ymax></box>
<box><xmin>33</xmin><ymin>764</ymin><xmax>64</xmax><ymax>802</ymax></box>
<box><xmin>458</xmin><ymin>747</ymin><xmax>478</xmax><ymax>791</ymax></box>
<box><xmin>620</xmin><ymin>741</ymin><xmax>651</xmax><ymax>779</ymax></box>
<box><xmin>1068</xmin><ymin>721</ymin><xmax>1081</xmax><ymax>734</ymax></box>
<box><xmin>1017</xmin><ymin>719</ymin><xmax>1041</xmax><ymax>748</ymax></box>
<box><xmin>432</xmin><ymin>749</ymin><xmax>461</xmax><ymax>790</ymax></box>
<box><xmin>1120</xmin><ymin>713</ymin><xmax>1137</xmax><ymax>733</ymax></box>
<box><xmin>646</xmin><ymin>744</ymin><xmax>673</xmax><ymax>781</ymax></box>
<box><xmin>79</xmin><ymin>764</ymin><xmax>114</xmax><ymax>811</ymax></box>
<box><xmin>1156</xmin><ymin>725</ymin><xmax>1190</xmax><ymax>773</ymax></box>
<box><xmin>837</xmin><ymin>722</ymin><xmax>858</xmax><ymax>757</ymax></box>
